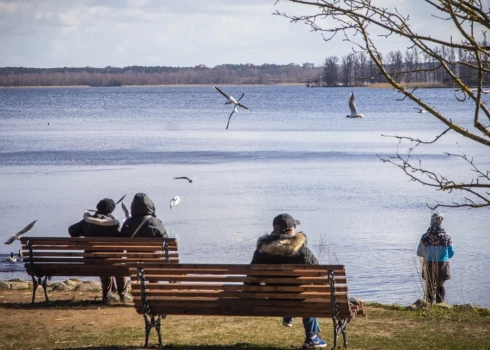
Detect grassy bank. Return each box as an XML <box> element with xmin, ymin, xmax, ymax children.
<box><xmin>1</xmin><ymin>289</ymin><xmax>489</xmax><ymax>350</ymax></box>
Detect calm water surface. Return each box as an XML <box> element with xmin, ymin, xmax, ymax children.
<box><xmin>0</xmin><ymin>86</ymin><xmax>488</xmax><ymax>307</ymax></box>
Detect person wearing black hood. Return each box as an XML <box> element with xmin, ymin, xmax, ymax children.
<box><xmin>120</xmin><ymin>193</ymin><xmax>168</xmax><ymax>238</ymax></box>
<box><xmin>251</xmin><ymin>213</ymin><xmax>327</xmax><ymax>349</ymax></box>
<box><xmin>68</xmin><ymin>198</ymin><xmax>130</xmax><ymax>303</ymax></box>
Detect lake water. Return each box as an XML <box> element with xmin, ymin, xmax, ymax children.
<box><xmin>0</xmin><ymin>86</ymin><xmax>488</xmax><ymax>307</ymax></box>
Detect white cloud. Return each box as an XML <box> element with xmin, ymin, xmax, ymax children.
<box><xmin>115</xmin><ymin>45</ymin><xmax>126</xmax><ymax>55</ymax></box>
<box><xmin>51</xmin><ymin>39</ymin><xmax>70</xmax><ymax>59</ymax></box>
<box><xmin>127</xmin><ymin>0</ymin><xmax>149</xmax><ymax>8</ymax></box>
<box><xmin>58</xmin><ymin>8</ymin><xmax>81</xmax><ymax>26</ymax></box>
<box><xmin>62</xmin><ymin>26</ymin><xmax>78</xmax><ymax>35</ymax></box>
<box><xmin>35</xmin><ymin>11</ymin><xmax>53</xmax><ymax>21</ymax></box>
<box><xmin>0</xmin><ymin>0</ymin><xmax>480</xmax><ymax>68</ymax></box>
<box><xmin>0</xmin><ymin>1</ymin><xmax>18</xmax><ymax>14</ymax></box>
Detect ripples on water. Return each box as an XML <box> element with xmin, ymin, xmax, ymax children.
<box><xmin>0</xmin><ymin>86</ymin><xmax>488</xmax><ymax>307</ymax></box>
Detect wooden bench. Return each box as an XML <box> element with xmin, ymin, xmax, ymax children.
<box><xmin>20</xmin><ymin>236</ymin><xmax>179</xmax><ymax>303</ymax></box>
<box><xmin>129</xmin><ymin>263</ymin><xmax>362</xmax><ymax>349</ymax></box>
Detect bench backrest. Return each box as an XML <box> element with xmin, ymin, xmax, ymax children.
<box><xmin>130</xmin><ymin>263</ymin><xmax>356</xmax><ymax>319</ymax></box>
<box><xmin>20</xmin><ymin>236</ymin><xmax>179</xmax><ymax>277</ymax></box>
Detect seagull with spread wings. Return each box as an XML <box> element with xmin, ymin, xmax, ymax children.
<box><xmin>4</xmin><ymin>220</ymin><xmax>38</xmax><ymax>245</ymax></box>
<box><xmin>346</xmin><ymin>92</ymin><xmax>364</xmax><ymax>118</ymax></box>
<box><xmin>212</xmin><ymin>85</ymin><xmax>251</xmax><ymax>129</ymax></box>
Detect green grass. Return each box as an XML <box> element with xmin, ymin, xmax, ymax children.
<box><xmin>1</xmin><ymin>291</ymin><xmax>489</xmax><ymax>350</ymax></box>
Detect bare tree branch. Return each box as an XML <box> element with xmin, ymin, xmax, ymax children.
<box><xmin>277</xmin><ymin>0</ymin><xmax>490</xmax><ymax>209</ymax></box>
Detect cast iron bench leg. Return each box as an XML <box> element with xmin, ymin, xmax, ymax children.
<box><xmin>31</xmin><ymin>275</ymin><xmax>39</xmax><ymax>304</ymax></box>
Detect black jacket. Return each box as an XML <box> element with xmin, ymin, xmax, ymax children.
<box><xmin>251</xmin><ymin>231</ymin><xmax>318</xmax><ymax>265</ymax></box>
<box><xmin>120</xmin><ymin>193</ymin><xmax>168</xmax><ymax>238</ymax></box>
<box><xmin>68</xmin><ymin>212</ymin><xmax>120</xmax><ymax>238</ymax></box>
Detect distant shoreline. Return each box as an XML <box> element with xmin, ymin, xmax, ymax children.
<box><xmin>0</xmin><ymin>82</ymin><xmax>453</xmax><ymax>89</ymax></box>
<box><xmin>0</xmin><ymin>83</ymin><xmax>307</xmax><ymax>89</ymax></box>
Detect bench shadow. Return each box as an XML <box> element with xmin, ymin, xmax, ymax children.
<box><xmin>55</xmin><ymin>345</ymin><xmax>286</xmax><ymax>350</ymax></box>
<box><xmin>53</xmin><ymin>343</ymin><xmax>284</xmax><ymax>350</ymax></box>
<box><xmin>0</xmin><ymin>299</ymin><xmax>134</xmax><ymax>310</ymax></box>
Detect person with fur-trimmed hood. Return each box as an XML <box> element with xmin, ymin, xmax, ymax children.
<box><xmin>68</xmin><ymin>198</ymin><xmax>130</xmax><ymax>304</ymax></box>
<box><xmin>251</xmin><ymin>213</ymin><xmax>327</xmax><ymax>349</ymax></box>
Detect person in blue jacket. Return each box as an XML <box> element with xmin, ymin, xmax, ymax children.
<box><xmin>417</xmin><ymin>212</ymin><xmax>455</xmax><ymax>304</ymax></box>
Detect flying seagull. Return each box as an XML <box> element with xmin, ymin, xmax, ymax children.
<box><xmin>115</xmin><ymin>194</ymin><xmax>126</xmax><ymax>205</ymax></box>
<box><xmin>170</xmin><ymin>196</ymin><xmax>181</xmax><ymax>210</ymax></box>
<box><xmin>346</xmin><ymin>92</ymin><xmax>364</xmax><ymax>118</ymax></box>
<box><xmin>413</xmin><ymin>107</ymin><xmax>427</xmax><ymax>113</ymax></box>
<box><xmin>85</xmin><ymin>194</ymin><xmax>126</xmax><ymax>212</ymax></box>
<box><xmin>4</xmin><ymin>220</ymin><xmax>38</xmax><ymax>245</ymax></box>
<box><xmin>174</xmin><ymin>176</ymin><xmax>195</xmax><ymax>183</ymax></box>
<box><xmin>212</xmin><ymin>86</ymin><xmax>251</xmax><ymax>129</ymax></box>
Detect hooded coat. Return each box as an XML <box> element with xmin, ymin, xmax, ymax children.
<box><xmin>417</xmin><ymin>224</ymin><xmax>454</xmax><ymax>281</ymax></box>
<box><xmin>68</xmin><ymin>212</ymin><xmax>120</xmax><ymax>238</ymax></box>
<box><xmin>251</xmin><ymin>231</ymin><xmax>318</xmax><ymax>265</ymax></box>
<box><xmin>120</xmin><ymin>193</ymin><xmax>168</xmax><ymax>238</ymax></box>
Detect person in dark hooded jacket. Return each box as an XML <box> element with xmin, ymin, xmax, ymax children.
<box><xmin>120</xmin><ymin>193</ymin><xmax>168</xmax><ymax>238</ymax></box>
<box><xmin>251</xmin><ymin>213</ymin><xmax>327</xmax><ymax>349</ymax></box>
<box><xmin>68</xmin><ymin>198</ymin><xmax>130</xmax><ymax>303</ymax></box>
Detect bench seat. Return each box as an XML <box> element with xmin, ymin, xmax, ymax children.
<box><xmin>20</xmin><ymin>236</ymin><xmax>178</xmax><ymax>303</ymax></box>
<box><xmin>130</xmin><ymin>263</ymin><xmax>362</xmax><ymax>349</ymax></box>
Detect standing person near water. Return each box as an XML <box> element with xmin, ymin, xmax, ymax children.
<box><xmin>417</xmin><ymin>212</ymin><xmax>455</xmax><ymax>304</ymax></box>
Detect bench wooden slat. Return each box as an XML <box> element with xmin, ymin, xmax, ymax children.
<box><xmin>22</xmin><ymin>242</ymin><xmax>177</xmax><ymax>248</ymax></box>
<box><xmin>133</xmin><ymin>301</ymin><xmax>355</xmax><ymax>319</ymax></box>
<box><xmin>129</xmin><ymin>263</ymin><xmax>344</xmax><ymax>271</ymax></box>
<box><xmin>139</xmin><ymin>307</ymin><xmax>338</xmax><ymax>318</ymax></box>
<box><xmin>20</xmin><ymin>236</ymin><xmax>177</xmax><ymax>244</ymax></box>
<box><xmin>131</xmin><ymin>290</ymin><xmax>349</xmax><ymax>300</ymax></box>
<box><xmin>129</xmin><ymin>267</ymin><xmax>344</xmax><ymax>277</ymax></box>
<box><xmin>26</xmin><ymin>267</ymin><xmax>127</xmax><ymax>277</ymax></box>
<box><xmin>135</xmin><ymin>302</ymin><xmax>353</xmax><ymax>315</ymax></box>
<box><xmin>22</xmin><ymin>246</ymin><xmax>176</xmax><ymax>252</ymax></box>
<box><xmin>134</xmin><ymin>275</ymin><xmax>347</xmax><ymax>284</ymax></box>
<box><xmin>24</xmin><ymin>257</ymin><xmax>179</xmax><ymax>264</ymax></box>
<box><xmin>130</xmin><ymin>283</ymin><xmax>348</xmax><ymax>293</ymax></box>
<box><xmin>24</xmin><ymin>252</ymin><xmax>178</xmax><ymax>258</ymax></box>
<box><xmin>136</xmin><ymin>297</ymin><xmax>348</xmax><ymax>305</ymax></box>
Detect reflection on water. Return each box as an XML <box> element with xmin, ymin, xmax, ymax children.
<box><xmin>0</xmin><ymin>86</ymin><xmax>488</xmax><ymax>307</ymax></box>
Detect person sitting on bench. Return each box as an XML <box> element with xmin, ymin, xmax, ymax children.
<box><xmin>250</xmin><ymin>213</ymin><xmax>327</xmax><ymax>349</ymax></box>
<box><xmin>120</xmin><ymin>193</ymin><xmax>168</xmax><ymax>238</ymax></box>
<box><xmin>68</xmin><ymin>198</ymin><xmax>131</xmax><ymax>303</ymax></box>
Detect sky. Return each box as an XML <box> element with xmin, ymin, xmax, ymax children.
<box><xmin>0</xmin><ymin>0</ymin><xmax>479</xmax><ymax>68</ymax></box>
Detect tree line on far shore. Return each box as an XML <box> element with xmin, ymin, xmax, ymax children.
<box><xmin>0</xmin><ymin>64</ymin><xmax>321</xmax><ymax>87</ymax></box>
<box><xmin>312</xmin><ymin>45</ymin><xmax>486</xmax><ymax>87</ymax></box>
<box><xmin>0</xmin><ymin>45</ymin><xmax>484</xmax><ymax>87</ymax></box>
